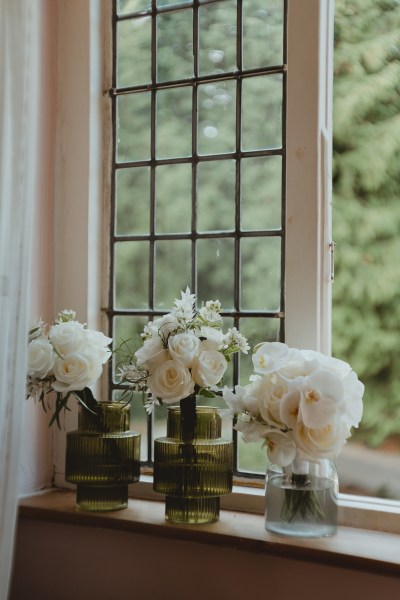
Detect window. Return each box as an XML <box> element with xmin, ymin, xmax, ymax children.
<box><xmin>106</xmin><ymin>0</ymin><xmax>333</xmax><ymax>478</ymax></box>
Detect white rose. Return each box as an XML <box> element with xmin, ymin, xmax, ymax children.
<box><xmin>199</xmin><ymin>327</ymin><xmax>224</xmax><ymax>350</ymax></box>
<box><xmin>135</xmin><ymin>336</ymin><xmax>169</xmax><ymax>372</ymax></box>
<box><xmin>49</xmin><ymin>321</ymin><xmax>86</xmax><ymax>356</ymax></box>
<box><xmin>52</xmin><ymin>351</ymin><xmax>102</xmax><ymax>392</ymax></box>
<box><xmin>294</xmin><ymin>418</ymin><xmax>350</xmax><ymax>460</ymax></box>
<box><xmin>147</xmin><ymin>360</ymin><xmax>194</xmax><ymax>403</ymax></box>
<box><xmin>255</xmin><ymin>374</ymin><xmax>288</xmax><ymax>428</ymax></box>
<box><xmin>85</xmin><ymin>329</ymin><xmax>112</xmax><ymax>364</ymax></box>
<box><xmin>168</xmin><ymin>332</ymin><xmax>200</xmax><ymax>368</ymax></box>
<box><xmin>28</xmin><ymin>337</ymin><xmax>54</xmax><ymax>379</ymax></box>
<box><xmin>149</xmin><ymin>314</ymin><xmax>179</xmax><ymax>339</ymax></box>
<box><xmin>252</xmin><ymin>342</ymin><xmax>290</xmax><ymax>375</ymax></box>
<box><xmin>192</xmin><ymin>349</ymin><xmax>227</xmax><ymax>388</ymax></box>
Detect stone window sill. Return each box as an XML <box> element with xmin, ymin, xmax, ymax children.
<box><xmin>17</xmin><ymin>488</ymin><xmax>400</xmax><ymax>579</ymax></box>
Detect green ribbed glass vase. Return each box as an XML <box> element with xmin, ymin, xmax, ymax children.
<box><xmin>65</xmin><ymin>402</ymin><xmax>140</xmax><ymax>511</ymax></box>
<box><xmin>153</xmin><ymin>400</ymin><xmax>233</xmax><ymax>524</ymax></box>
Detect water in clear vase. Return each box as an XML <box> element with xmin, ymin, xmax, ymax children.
<box><xmin>265</xmin><ymin>459</ymin><xmax>339</xmax><ymax>538</ymax></box>
<box><xmin>153</xmin><ymin>396</ymin><xmax>233</xmax><ymax>524</ymax></box>
<box><xmin>65</xmin><ymin>402</ymin><xmax>141</xmax><ymax>511</ymax></box>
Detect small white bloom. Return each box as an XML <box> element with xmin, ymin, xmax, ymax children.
<box><xmin>252</xmin><ymin>342</ymin><xmax>290</xmax><ymax>375</ymax></box>
<box><xmin>199</xmin><ymin>299</ymin><xmax>222</xmax><ymax>324</ymax></box>
<box><xmin>222</xmin><ymin>384</ymin><xmax>250</xmax><ymax>417</ymax></box>
<box><xmin>192</xmin><ymin>349</ymin><xmax>227</xmax><ymax>388</ymax></box>
<box><xmin>235</xmin><ymin>419</ymin><xmax>270</xmax><ymax>443</ymax></box>
<box><xmin>223</xmin><ymin>327</ymin><xmax>250</xmax><ymax>354</ymax></box>
<box><xmin>147</xmin><ymin>359</ymin><xmax>194</xmax><ymax>403</ymax></box>
<box><xmin>172</xmin><ymin>287</ymin><xmax>196</xmax><ymax>321</ymax></box>
<box><xmin>27</xmin><ymin>337</ymin><xmax>54</xmax><ymax>379</ymax></box>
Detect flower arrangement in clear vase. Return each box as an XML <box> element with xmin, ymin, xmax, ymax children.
<box><xmin>26</xmin><ymin>310</ymin><xmax>140</xmax><ymax>511</ymax></box>
<box><xmin>222</xmin><ymin>341</ymin><xmax>364</xmax><ymax>537</ymax></box>
<box><xmin>119</xmin><ymin>287</ymin><xmax>250</xmax><ymax>523</ymax></box>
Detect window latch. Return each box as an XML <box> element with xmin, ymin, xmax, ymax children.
<box><xmin>329</xmin><ymin>241</ymin><xmax>336</xmax><ymax>282</ymax></box>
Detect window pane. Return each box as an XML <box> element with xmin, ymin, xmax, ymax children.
<box><xmin>156</xmin><ymin>87</ymin><xmax>192</xmax><ymax>158</ymax></box>
<box><xmin>157</xmin><ymin>9</ymin><xmax>193</xmax><ymax>82</ymax></box>
<box><xmin>241</xmin><ymin>156</ymin><xmax>282</xmax><ymax>231</ymax></box>
<box><xmin>117</xmin><ymin>93</ymin><xmax>151</xmax><ymax>162</ymax></box>
<box><xmin>243</xmin><ymin>0</ymin><xmax>284</xmax><ymax>70</ymax></box>
<box><xmin>197</xmin><ymin>237</ymin><xmax>234</xmax><ymax>309</ymax></box>
<box><xmin>242</xmin><ymin>75</ymin><xmax>283</xmax><ymax>151</ymax></box>
<box><xmin>199</xmin><ymin>0</ymin><xmax>237</xmax><ymax>76</ymax></box>
<box><xmin>115</xmin><ymin>167</ymin><xmax>150</xmax><ymax>235</ymax></box>
<box><xmin>115</xmin><ymin>241</ymin><xmax>149</xmax><ymax>308</ymax></box>
<box><xmin>113</xmin><ymin>316</ymin><xmax>149</xmax><ymax>356</ymax></box>
<box><xmin>198</xmin><ymin>81</ymin><xmax>236</xmax><ymax>155</ymax></box>
<box><xmin>117</xmin><ymin>0</ymin><xmax>151</xmax><ymax>15</ymax></box>
<box><xmin>241</xmin><ymin>237</ymin><xmax>281</xmax><ymax>310</ymax></box>
<box><xmin>157</xmin><ymin>0</ymin><xmax>191</xmax><ymax>7</ymax></box>
<box><xmin>238</xmin><ymin>436</ymin><xmax>267</xmax><ymax>474</ymax></box>
<box><xmin>197</xmin><ymin>160</ymin><xmax>235</xmax><ymax>232</ymax></box>
<box><xmin>117</xmin><ymin>17</ymin><xmax>151</xmax><ymax>88</ymax></box>
<box><xmin>238</xmin><ymin>317</ymin><xmax>281</xmax><ymax>384</ymax></box>
<box><xmin>155</xmin><ymin>240</ymin><xmax>191</xmax><ymax>309</ymax></box>
<box><xmin>156</xmin><ymin>164</ymin><xmax>192</xmax><ymax>233</ymax></box>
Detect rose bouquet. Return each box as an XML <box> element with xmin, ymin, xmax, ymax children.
<box><xmin>26</xmin><ymin>309</ymin><xmax>112</xmax><ymax>427</ymax></box>
<box><xmin>118</xmin><ymin>288</ymin><xmax>249</xmax><ymax>419</ymax></box>
<box><xmin>222</xmin><ymin>341</ymin><xmax>364</xmax><ymax>523</ymax></box>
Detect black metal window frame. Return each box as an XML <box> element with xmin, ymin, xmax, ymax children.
<box><xmin>108</xmin><ymin>0</ymin><xmax>288</xmax><ymax>478</ymax></box>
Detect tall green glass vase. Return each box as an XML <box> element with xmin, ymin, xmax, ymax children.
<box><xmin>153</xmin><ymin>396</ymin><xmax>233</xmax><ymax>524</ymax></box>
<box><xmin>65</xmin><ymin>402</ymin><xmax>141</xmax><ymax>511</ymax></box>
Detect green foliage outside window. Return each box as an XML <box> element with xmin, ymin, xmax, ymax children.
<box><xmin>332</xmin><ymin>0</ymin><xmax>400</xmax><ymax>446</ymax></box>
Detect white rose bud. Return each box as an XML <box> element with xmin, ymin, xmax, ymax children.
<box><xmin>52</xmin><ymin>351</ymin><xmax>102</xmax><ymax>392</ymax></box>
<box><xmin>147</xmin><ymin>360</ymin><xmax>194</xmax><ymax>403</ymax></box>
<box><xmin>192</xmin><ymin>349</ymin><xmax>227</xmax><ymax>388</ymax></box>
<box><xmin>28</xmin><ymin>338</ymin><xmax>54</xmax><ymax>379</ymax></box>
<box><xmin>168</xmin><ymin>333</ymin><xmax>200</xmax><ymax>368</ymax></box>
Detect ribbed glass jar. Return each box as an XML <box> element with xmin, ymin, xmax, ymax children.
<box><xmin>153</xmin><ymin>405</ymin><xmax>233</xmax><ymax>524</ymax></box>
<box><xmin>265</xmin><ymin>459</ymin><xmax>339</xmax><ymax>538</ymax></box>
<box><xmin>65</xmin><ymin>402</ymin><xmax>140</xmax><ymax>511</ymax></box>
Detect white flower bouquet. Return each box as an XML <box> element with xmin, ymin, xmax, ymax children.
<box><xmin>26</xmin><ymin>309</ymin><xmax>112</xmax><ymax>426</ymax></box>
<box><xmin>118</xmin><ymin>288</ymin><xmax>249</xmax><ymax>414</ymax></box>
<box><xmin>222</xmin><ymin>341</ymin><xmax>364</xmax><ymax>523</ymax></box>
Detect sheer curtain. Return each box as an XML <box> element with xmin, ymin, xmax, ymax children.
<box><xmin>0</xmin><ymin>1</ymin><xmax>40</xmax><ymax>597</ymax></box>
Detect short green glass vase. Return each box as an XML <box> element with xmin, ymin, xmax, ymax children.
<box><xmin>153</xmin><ymin>400</ymin><xmax>233</xmax><ymax>524</ymax></box>
<box><xmin>65</xmin><ymin>402</ymin><xmax>141</xmax><ymax>511</ymax></box>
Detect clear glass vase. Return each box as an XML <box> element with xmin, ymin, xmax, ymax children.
<box><xmin>153</xmin><ymin>401</ymin><xmax>233</xmax><ymax>524</ymax></box>
<box><xmin>65</xmin><ymin>402</ymin><xmax>141</xmax><ymax>511</ymax></box>
<box><xmin>265</xmin><ymin>458</ymin><xmax>339</xmax><ymax>538</ymax></box>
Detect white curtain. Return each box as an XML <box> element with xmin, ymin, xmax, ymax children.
<box><xmin>0</xmin><ymin>1</ymin><xmax>40</xmax><ymax>597</ymax></box>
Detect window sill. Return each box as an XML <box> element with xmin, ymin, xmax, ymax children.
<box><xmin>17</xmin><ymin>488</ymin><xmax>400</xmax><ymax>579</ymax></box>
